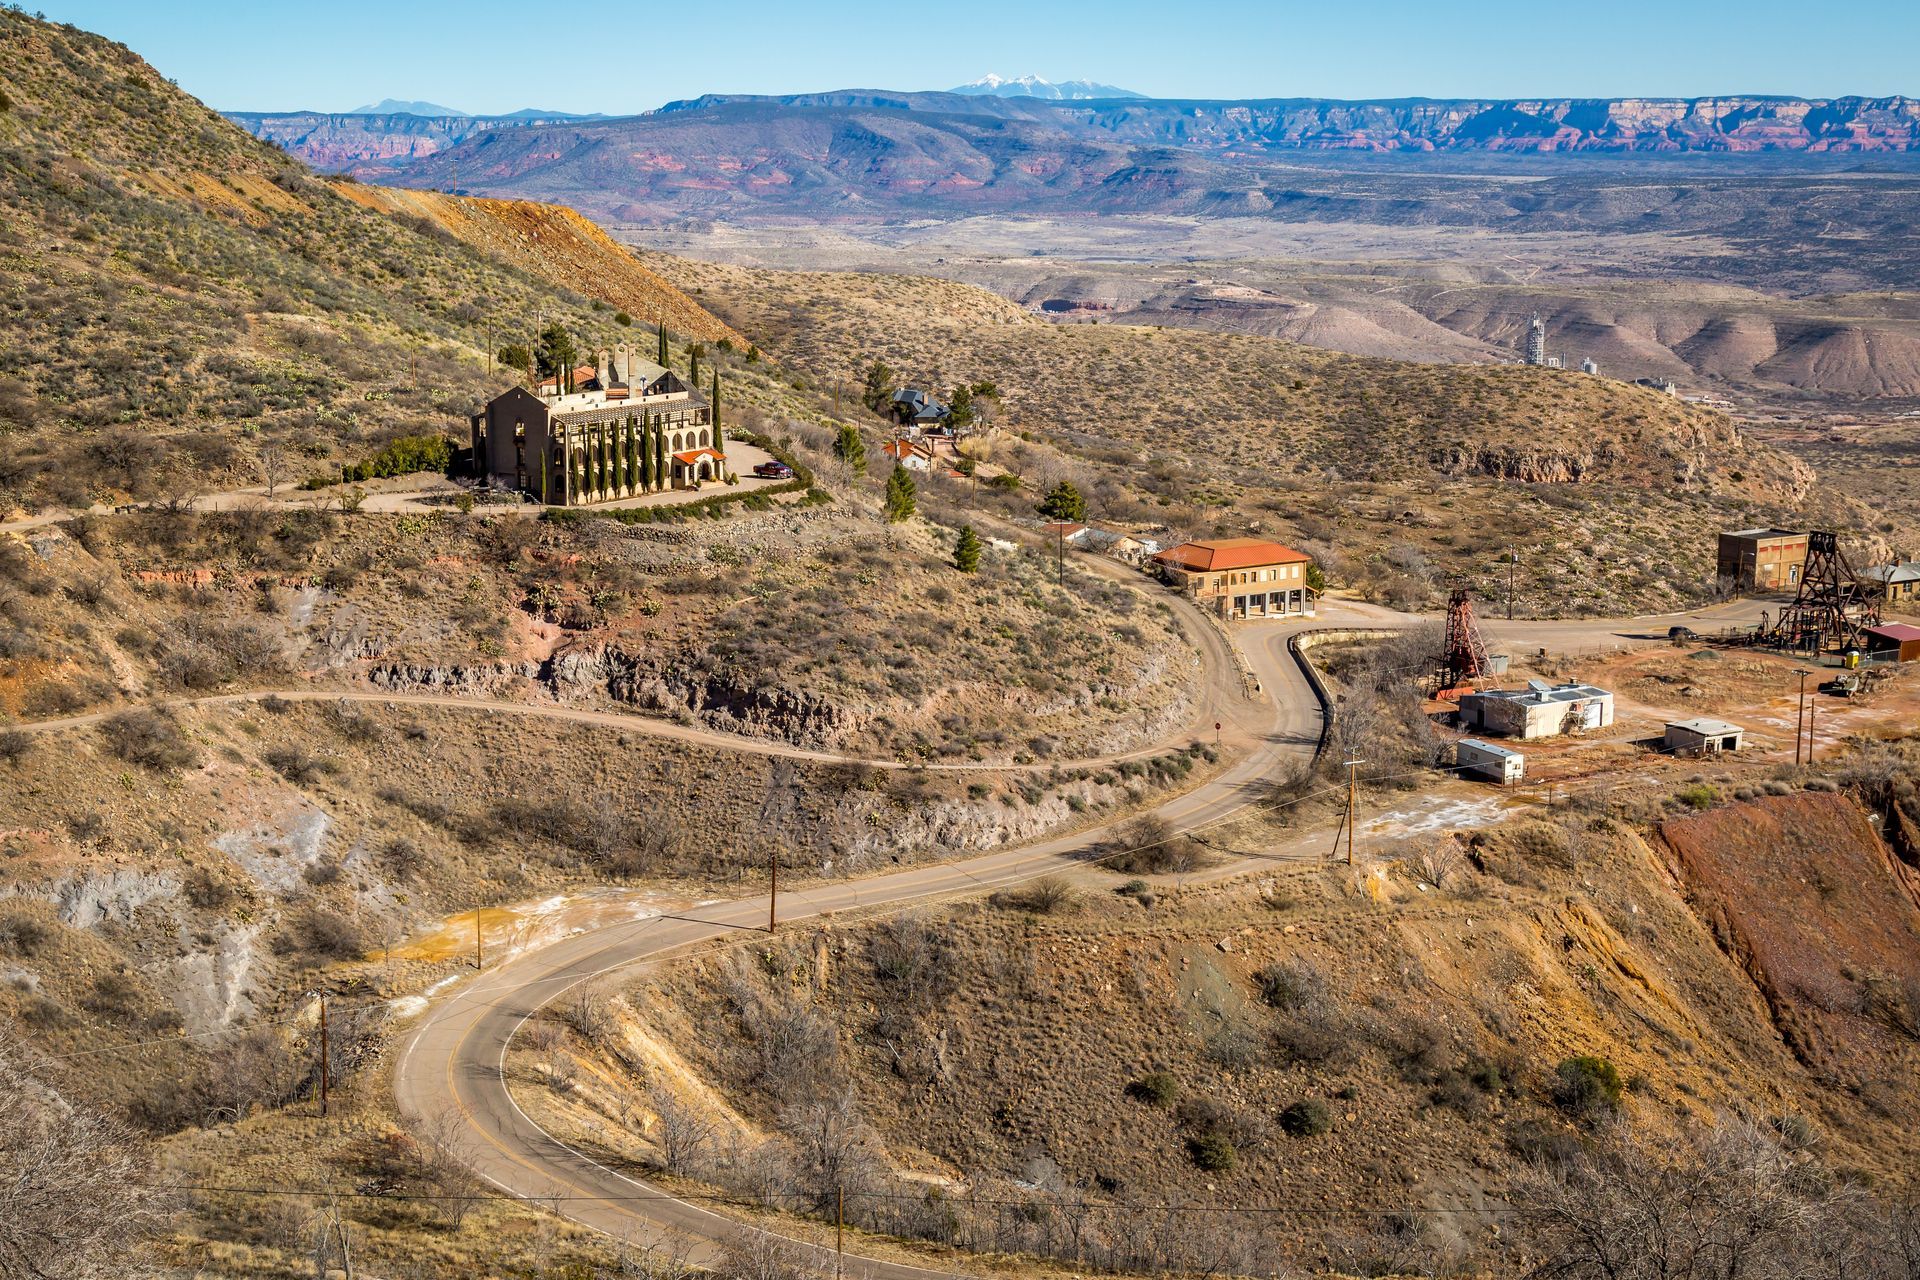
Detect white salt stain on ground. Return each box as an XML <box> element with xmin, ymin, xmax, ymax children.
<box><xmin>1362</xmin><ymin>793</ymin><xmax>1507</xmax><ymax>838</ymax></box>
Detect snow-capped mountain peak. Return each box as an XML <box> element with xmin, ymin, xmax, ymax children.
<box><xmin>950</xmin><ymin>74</ymin><xmax>1144</xmax><ymax>101</ymax></box>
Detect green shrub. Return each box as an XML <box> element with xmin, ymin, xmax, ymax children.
<box><xmin>1187</xmin><ymin>1132</ymin><xmax>1237</xmax><ymax>1171</ymax></box>
<box><xmin>1552</xmin><ymin>1055</ymin><xmax>1624</xmax><ymax>1118</ymax></box>
<box><xmin>341</xmin><ymin>433</ymin><xmax>452</xmax><ymax>483</ymax></box>
<box><xmin>1675</xmin><ymin>783</ymin><xmax>1717</xmax><ymax>811</ymax></box>
<box><xmin>1125</xmin><ymin>1071</ymin><xmax>1179</xmax><ymax>1107</ymax></box>
<box><xmin>1279</xmin><ymin>1098</ymin><xmax>1332</xmax><ymax>1137</ymax></box>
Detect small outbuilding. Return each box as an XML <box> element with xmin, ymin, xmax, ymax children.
<box><xmin>1457</xmin><ymin>681</ymin><xmax>1614</xmax><ymax>740</ymax></box>
<box><xmin>1863</xmin><ymin>623</ymin><xmax>1920</xmax><ymax>663</ymax></box>
<box><xmin>1664</xmin><ymin>717</ymin><xmax>1745</xmax><ymax>757</ymax></box>
<box><xmin>1456</xmin><ymin>738</ymin><xmax>1525</xmax><ymax>785</ymax></box>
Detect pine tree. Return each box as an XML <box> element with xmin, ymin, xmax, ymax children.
<box><xmin>1037</xmin><ymin>480</ymin><xmax>1087</xmax><ymax>523</ymax></box>
<box><xmin>953</xmin><ymin>525</ymin><xmax>982</xmax><ymax>573</ymax></box>
<box><xmin>711</xmin><ymin>369</ymin><xmax>724</xmax><ymax>455</ymax></box>
<box><xmin>884</xmin><ymin>464</ymin><xmax>917</xmax><ymax>522</ymax></box>
<box><xmin>861</xmin><ymin>360</ymin><xmax>895</xmax><ymax>412</ymax></box>
<box><xmin>834</xmin><ymin>423</ymin><xmax>867</xmax><ymax>473</ymax></box>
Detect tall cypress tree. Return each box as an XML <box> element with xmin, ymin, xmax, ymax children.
<box><xmin>656</xmin><ymin>322</ymin><xmax>668</xmax><ymax>368</ymax></box>
<box><xmin>711</xmin><ymin>369</ymin><xmax>724</xmax><ymax>456</ymax></box>
<box><xmin>654</xmin><ymin>417</ymin><xmax>667</xmax><ymax>489</ymax></box>
<box><xmin>639</xmin><ymin>413</ymin><xmax>653</xmax><ymax>491</ymax></box>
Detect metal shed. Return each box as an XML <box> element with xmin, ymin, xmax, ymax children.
<box><xmin>1456</xmin><ymin>738</ymin><xmax>1526</xmax><ymax>785</ymax></box>
<box><xmin>1863</xmin><ymin>623</ymin><xmax>1920</xmax><ymax>663</ymax></box>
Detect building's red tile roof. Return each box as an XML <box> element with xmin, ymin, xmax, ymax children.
<box><xmin>1153</xmin><ymin>538</ymin><xmax>1311</xmax><ymax>572</ymax></box>
<box><xmin>672</xmin><ymin>448</ymin><xmax>724</xmax><ymax>464</ymax></box>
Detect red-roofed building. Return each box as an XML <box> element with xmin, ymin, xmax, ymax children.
<box><xmin>1864</xmin><ymin>623</ymin><xmax>1920</xmax><ymax>663</ymax></box>
<box><xmin>881</xmin><ymin>438</ymin><xmax>931</xmax><ymax>471</ymax></box>
<box><xmin>1153</xmin><ymin>538</ymin><xmax>1316</xmax><ymax>619</ymax></box>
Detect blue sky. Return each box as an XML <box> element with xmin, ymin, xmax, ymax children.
<box><xmin>37</xmin><ymin>0</ymin><xmax>1917</xmax><ymax>113</ymax></box>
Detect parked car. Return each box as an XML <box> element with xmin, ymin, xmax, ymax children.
<box><xmin>752</xmin><ymin>460</ymin><xmax>793</xmax><ymax>479</ymax></box>
<box><xmin>1667</xmin><ymin>625</ymin><xmax>1699</xmax><ymax>643</ymax></box>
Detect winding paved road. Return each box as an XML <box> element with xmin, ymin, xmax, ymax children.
<box><xmin>391</xmin><ymin>595</ymin><xmax>1775</xmax><ymax>1275</ymax></box>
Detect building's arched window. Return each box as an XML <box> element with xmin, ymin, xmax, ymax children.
<box><xmin>672</xmin><ymin>432</ymin><xmax>684</xmax><ymax>451</ymax></box>
<box><xmin>698</xmin><ymin>429</ymin><xmax>709</xmax><ymax>448</ymax></box>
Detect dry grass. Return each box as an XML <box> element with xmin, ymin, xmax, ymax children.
<box><xmin>646</xmin><ymin>255</ymin><xmax>1870</xmax><ymax>614</ymax></box>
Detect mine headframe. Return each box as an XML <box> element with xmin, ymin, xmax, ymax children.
<box><xmin>1770</xmin><ymin>531</ymin><xmax>1882</xmax><ymax>652</ymax></box>
<box><xmin>1438</xmin><ymin>588</ymin><xmax>1494</xmax><ymax>694</ymax></box>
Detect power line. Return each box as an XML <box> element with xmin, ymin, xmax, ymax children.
<box><xmin>144</xmin><ymin>1180</ymin><xmax>1513</xmax><ymax>1218</ymax></box>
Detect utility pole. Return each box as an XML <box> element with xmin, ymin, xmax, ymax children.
<box><xmin>836</xmin><ymin>1186</ymin><xmax>845</xmax><ymax>1280</ymax></box>
<box><xmin>1793</xmin><ymin>668</ymin><xmax>1811</xmax><ymax>765</ymax></box>
<box><xmin>1344</xmin><ymin>758</ymin><xmax>1364</xmax><ymax>866</ymax></box>
<box><xmin>318</xmin><ymin>993</ymin><xmax>330</xmax><ymax>1118</ymax></box>
<box><xmin>1807</xmin><ymin>684</ymin><xmax>1818</xmax><ymax>763</ymax></box>
<box><xmin>1506</xmin><ymin>547</ymin><xmax>1519</xmax><ymax>621</ymax></box>
<box><xmin>474</xmin><ymin>911</ymin><xmax>483</xmax><ymax>969</ymax></box>
<box><xmin>768</xmin><ymin>845</ymin><xmax>779</xmax><ymax>935</ymax></box>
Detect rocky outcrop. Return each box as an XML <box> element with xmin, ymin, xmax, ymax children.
<box><xmin>545</xmin><ymin>647</ymin><xmax>865</xmax><ymax>748</ymax></box>
<box><xmin>364</xmin><ymin>646</ymin><xmax>866</xmax><ymax>748</ymax></box>
<box><xmin>1431</xmin><ymin>445</ymin><xmax>1613</xmax><ymax>484</ymax></box>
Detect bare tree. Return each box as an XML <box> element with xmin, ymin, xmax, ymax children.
<box><xmin>649</xmin><ymin>1087</ymin><xmax>717</xmax><ymax>1178</ymax></box>
<box><xmin>417</xmin><ymin>1111</ymin><xmax>489</xmax><ymax>1231</ymax></box>
<box><xmin>259</xmin><ymin>441</ymin><xmax>286</xmax><ymax>499</ymax></box>
<box><xmin>715</xmin><ymin>1228</ymin><xmax>826</xmax><ymax>1280</ymax></box>
<box><xmin>0</xmin><ymin>1038</ymin><xmax>166</xmax><ymax>1278</ymax></box>
<box><xmin>1514</xmin><ymin>1119</ymin><xmax>1884</xmax><ymax>1280</ymax></box>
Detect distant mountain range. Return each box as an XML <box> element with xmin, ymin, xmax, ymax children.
<box><xmin>227</xmin><ymin>91</ymin><xmax>1920</xmax><ymax>214</ymax></box>
<box><xmin>949</xmin><ymin>74</ymin><xmax>1143</xmax><ymax>100</ymax></box>
<box><xmin>349</xmin><ymin>98</ymin><xmax>467</xmax><ymax>116</ymax></box>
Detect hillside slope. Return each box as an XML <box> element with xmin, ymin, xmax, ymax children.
<box><xmin>326</xmin><ymin>182</ymin><xmax>744</xmax><ymax>347</ymax></box>
<box><xmin>523</xmin><ymin>773</ymin><xmax>1920</xmax><ymax>1275</ymax></box>
<box><xmin>0</xmin><ymin>11</ymin><xmax>654</xmax><ymax>513</ymax></box>
<box><xmin>642</xmin><ymin>254</ymin><xmax>1865</xmax><ymax>612</ymax></box>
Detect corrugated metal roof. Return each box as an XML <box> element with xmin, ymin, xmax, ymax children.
<box><xmin>1862</xmin><ymin>562</ymin><xmax>1920</xmax><ymax>584</ymax></box>
<box><xmin>1866</xmin><ymin>623</ymin><xmax>1920</xmax><ymax>642</ymax></box>
<box><xmin>1467</xmin><ymin>683</ymin><xmax>1611</xmax><ymax>706</ymax></box>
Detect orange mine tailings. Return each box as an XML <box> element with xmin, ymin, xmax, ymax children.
<box><xmin>1659</xmin><ymin>791</ymin><xmax>1920</xmax><ymax>1082</ymax></box>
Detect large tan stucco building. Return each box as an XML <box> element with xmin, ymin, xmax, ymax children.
<box><xmin>1153</xmin><ymin>538</ymin><xmax>1316</xmax><ymax>619</ymax></box>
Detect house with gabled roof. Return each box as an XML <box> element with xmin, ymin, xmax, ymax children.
<box><xmin>889</xmin><ymin>387</ymin><xmax>950</xmax><ymax>430</ymax></box>
<box><xmin>1860</xmin><ymin>559</ymin><xmax>1920</xmax><ymax>607</ymax></box>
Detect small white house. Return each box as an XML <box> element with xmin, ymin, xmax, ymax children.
<box><xmin>1665</xmin><ymin>718</ymin><xmax>1744</xmax><ymax>757</ymax></box>
<box><xmin>1457</xmin><ymin>738</ymin><xmax>1525</xmax><ymax>785</ymax></box>
<box><xmin>1458</xmin><ymin>681</ymin><xmax>1615</xmax><ymax>740</ymax></box>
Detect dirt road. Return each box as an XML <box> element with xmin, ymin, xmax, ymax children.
<box><xmin>389</xmin><ymin>595</ymin><xmax>1772</xmax><ymax>1276</ymax></box>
